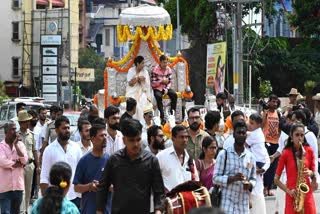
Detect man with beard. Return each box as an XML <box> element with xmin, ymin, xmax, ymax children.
<box><xmin>17</xmin><ymin>110</ymin><xmax>38</xmax><ymax>213</ymax></box>
<box><xmin>186</xmin><ymin>107</ymin><xmax>209</xmax><ymax>160</ymax></box>
<box><xmin>96</xmin><ymin>119</ymin><xmax>165</xmax><ymax>214</ymax></box>
<box><xmin>146</xmin><ymin>125</ymin><xmax>165</xmax><ymax>155</ymax></box>
<box><xmin>104</xmin><ymin>105</ymin><xmax>124</xmax><ymax>155</ymax></box>
<box><xmin>213</xmin><ymin>120</ymin><xmax>256</xmax><ymax>214</ymax></box>
<box><xmin>40</xmin><ymin>116</ymin><xmax>82</xmax><ymax>208</ymax></box>
<box><xmin>74</xmin><ymin>123</ymin><xmax>111</xmax><ymax>214</ymax></box>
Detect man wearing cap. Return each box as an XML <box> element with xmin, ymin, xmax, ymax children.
<box><xmin>282</xmin><ymin>88</ymin><xmax>299</xmax><ymax>113</ymax></box>
<box><xmin>17</xmin><ymin>110</ymin><xmax>38</xmax><ymax>213</ymax></box>
<box><xmin>141</xmin><ymin>104</ymin><xmax>155</xmax><ymax>149</ymax></box>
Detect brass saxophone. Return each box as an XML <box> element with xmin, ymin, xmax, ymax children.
<box><xmin>294</xmin><ymin>142</ymin><xmax>310</xmax><ymax>213</ymax></box>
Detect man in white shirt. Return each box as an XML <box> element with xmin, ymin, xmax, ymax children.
<box><xmin>157</xmin><ymin>125</ymin><xmax>194</xmax><ymax>191</ymax></box>
<box><xmin>77</xmin><ymin>119</ymin><xmax>92</xmax><ymax>156</ymax></box>
<box><xmin>40</xmin><ymin>115</ymin><xmax>82</xmax><ymax>208</ymax></box>
<box><xmin>33</xmin><ymin>107</ymin><xmax>49</xmax><ymax>154</ymax></box>
<box><xmin>104</xmin><ymin>105</ymin><xmax>124</xmax><ymax>155</ymax></box>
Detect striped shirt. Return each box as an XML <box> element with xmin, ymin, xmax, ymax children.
<box><xmin>213</xmin><ymin>146</ymin><xmax>256</xmax><ymax>214</ymax></box>
<box><xmin>151</xmin><ymin>65</ymin><xmax>173</xmax><ymax>91</ymax></box>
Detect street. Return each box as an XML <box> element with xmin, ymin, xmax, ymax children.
<box><xmin>265</xmin><ymin>190</ymin><xmax>320</xmax><ymax>214</ymax></box>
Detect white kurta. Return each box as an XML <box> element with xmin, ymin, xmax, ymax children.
<box><xmin>126</xmin><ymin>67</ymin><xmax>153</xmax><ymax>122</ymax></box>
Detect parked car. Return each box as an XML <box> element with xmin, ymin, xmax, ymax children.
<box><xmin>0</xmin><ymin>101</ymin><xmax>46</xmax><ymax>141</ymax></box>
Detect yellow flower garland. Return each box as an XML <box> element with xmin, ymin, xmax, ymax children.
<box><xmin>111</xmin><ymin>38</ymin><xmax>140</xmax><ymax>66</ymax></box>
<box><xmin>117</xmin><ymin>24</ymin><xmax>173</xmax><ymax>42</ymax></box>
<box><xmin>150</xmin><ymin>38</ymin><xmax>176</xmax><ymax>61</ymax></box>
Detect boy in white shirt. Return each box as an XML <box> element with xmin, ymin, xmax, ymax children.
<box><xmin>247</xmin><ymin>113</ymin><xmax>270</xmax><ymax>214</ymax></box>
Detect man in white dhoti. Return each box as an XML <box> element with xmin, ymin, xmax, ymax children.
<box><xmin>126</xmin><ymin>56</ymin><xmax>153</xmax><ymax>123</ymax></box>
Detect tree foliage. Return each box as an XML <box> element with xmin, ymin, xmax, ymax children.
<box><xmin>289</xmin><ymin>0</ymin><xmax>320</xmax><ymax>37</ymax></box>
<box><xmin>78</xmin><ymin>48</ymin><xmax>105</xmax><ymax>97</ymax></box>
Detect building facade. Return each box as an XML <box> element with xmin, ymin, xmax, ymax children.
<box><xmin>0</xmin><ymin>0</ymin><xmax>24</xmax><ymax>96</ymax></box>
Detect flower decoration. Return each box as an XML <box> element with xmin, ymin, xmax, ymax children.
<box><xmin>59</xmin><ymin>181</ymin><xmax>68</xmax><ymax>188</ymax></box>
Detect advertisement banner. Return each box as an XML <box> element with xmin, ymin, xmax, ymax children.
<box><xmin>206</xmin><ymin>42</ymin><xmax>227</xmax><ymax>95</ymax></box>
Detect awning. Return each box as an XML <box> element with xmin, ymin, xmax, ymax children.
<box><xmin>86</xmin><ymin>23</ymin><xmax>104</xmax><ymax>42</ymax></box>
<box><xmin>36</xmin><ymin>0</ymin><xmax>49</xmax><ymax>6</ymax></box>
<box><xmin>52</xmin><ymin>0</ymin><xmax>65</xmax><ymax>7</ymax></box>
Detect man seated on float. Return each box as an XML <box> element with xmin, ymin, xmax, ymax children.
<box><xmin>126</xmin><ymin>55</ymin><xmax>153</xmax><ymax>122</ymax></box>
<box><xmin>151</xmin><ymin>55</ymin><xmax>177</xmax><ymax>125</ymax></box>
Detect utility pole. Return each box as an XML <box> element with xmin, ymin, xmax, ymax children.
<box><xmin>209</xmin><ymin>0</ymin><xmax>261</xmax><ymax>105</ymax></box>
<box><xmin>176</xmin><ymin>0</ymin><xmax>180</xmax><ymax>51</ymax></box>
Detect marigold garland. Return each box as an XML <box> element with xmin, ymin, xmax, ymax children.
<box><xmin>116</xmin><ymin>25</ymin><xmax>173</xmax><ymax>42</ymax></box>
<box><xmin>104</xmin><ymin>69</ymin><xmax>108</xmax><ymax>108</ymax></box>
<box><xmin>112</xmin><ymin>38</ymin><xmax>140</xmax><ymax>66</ymax></box>
<box><xmin>182</xmin><ymin>90</ymin><xmax>193</xmax><ymax>99</ymax></box>
<box><xmin>104</xmin><ymin>29</ymin><xmax>192</xmax><ymax>106</ymax></box>
<box><xmin>108</xmin><ymin>38</ymin><xmax>142</xmax><ymax>73</ymax></box>
<box><xmin>110</xmin><ymin>96</ymin><xmax>121</xmax><ymax>105</ymax></box>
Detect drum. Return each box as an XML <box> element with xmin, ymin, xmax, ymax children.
<box><xmin>165</xmin><ymin>186</ymin><xmax>211</xmax><ymax>214</ymax></box>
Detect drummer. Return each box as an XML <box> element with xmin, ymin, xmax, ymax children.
<box><xmin>157</xmin><ymin>125</ymin><xmax>198</xmax><ymax>192</ymax></box>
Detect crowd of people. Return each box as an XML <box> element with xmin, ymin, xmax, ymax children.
<box><xmin>1</xmin><ymin>59</ymin><xmax>320</xmax><ymax>214</ymax></box>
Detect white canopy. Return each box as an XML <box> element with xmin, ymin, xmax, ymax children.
<box><xmin>119</xmin><ymin>4</ymin><xmax>171</xmax><ymax>27</ymax></box>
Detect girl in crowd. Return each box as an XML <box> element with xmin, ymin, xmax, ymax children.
<box><xmin>196</xmin><ymin>136</ymin><xmax>218</xmax><ymax>191</ymax></box>
<box><xmin>31</xmin><ymin>162</ymin><xmax>79</xmax><ymax>214</ymax></box>
<box><xmin>274</xmin><ymin>123</ymin><xmax>316</xmax><ymax>214</ymax></box>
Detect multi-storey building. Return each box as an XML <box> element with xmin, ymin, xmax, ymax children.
<box><xmin>0</xmin><ymin>0</ymin><xmax>24</xmax><ymax>96</ymax></box>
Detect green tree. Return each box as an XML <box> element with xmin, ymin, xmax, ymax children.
<box><xmin>289</xmin><ymin>0</ymin><xmax>320</xmax><ymax>37</ymax></box>
<box><xmin>78</xmin><ymin>48</ymin><xmax>105</xmax><ymax>97</ymax></box>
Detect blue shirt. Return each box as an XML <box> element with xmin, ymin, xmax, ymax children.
<box><xmin>73</xmin><ymin>152</ymin><xmax>110</xmax><ymax>214</ymax></box>
<box><xmin>31</xmin><ymin>197</ymin><xmax>79</xmax><ymax>214</ymax></box>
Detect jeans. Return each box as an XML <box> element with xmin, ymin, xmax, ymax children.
<box><xmin>153</xmin><ymin>89</ymin><xmax>177</xmax><ymax>120</ymax></box>
<box><xmin>0</xmin><ymin>191</ymin><xmax>23</xmax><ymax>214</ymax></box>
<box><xmin>263</xmin><ymin>143</ymin><xmax>279</xmax><ymax>189</ymax></box>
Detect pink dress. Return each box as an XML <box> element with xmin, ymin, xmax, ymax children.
<box><xmin>195</xmin><ymin>159</ymin><xmax>215</xmax><ymax>190</ymax></box>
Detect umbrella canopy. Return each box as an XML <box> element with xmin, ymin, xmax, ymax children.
<box><xmin>119</xmin><ymin>4</ymin><xmax>171</xmax><ymax>27</ymax></box>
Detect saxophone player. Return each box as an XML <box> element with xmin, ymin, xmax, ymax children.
<box><xmin>274</xmin><ymin>123</ymin><xmax>317</xmax><ymax>214</ymax></box>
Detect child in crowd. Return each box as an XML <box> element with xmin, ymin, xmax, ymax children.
<box><xmin>246</xmin><ymin>113</ymin><xmax>270</xmax><ymax>214</ymax></box>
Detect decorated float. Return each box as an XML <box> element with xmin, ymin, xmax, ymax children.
<box><xmin>101</xmin><ymin>4</ymin><xmax>192</xmax><ymax>122</ymax></box>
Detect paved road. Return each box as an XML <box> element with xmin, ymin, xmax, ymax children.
<box><xmin>265</xmin><ymin>190</ymin><xmax>320</xmax><ymax>214</ymax></box>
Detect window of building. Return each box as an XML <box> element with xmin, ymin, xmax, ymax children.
<box><xmin>12</xmin><ymin>57</ymin><xmax>19</xmax><ymax>77</ymax></box>
<box><xmin>105</xmin><ymin>29</ymin><xmax>110</xmax><ymax>46</ymax></box>
<box><xmin>12</xmin><ymin>0</ymin><xmax>20</xmax><ymax>9</ymax></box>
<box><xmin>12</xmin><ymin>22</ymin><xmax>19</xmax><ymax>41</ymax></box>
